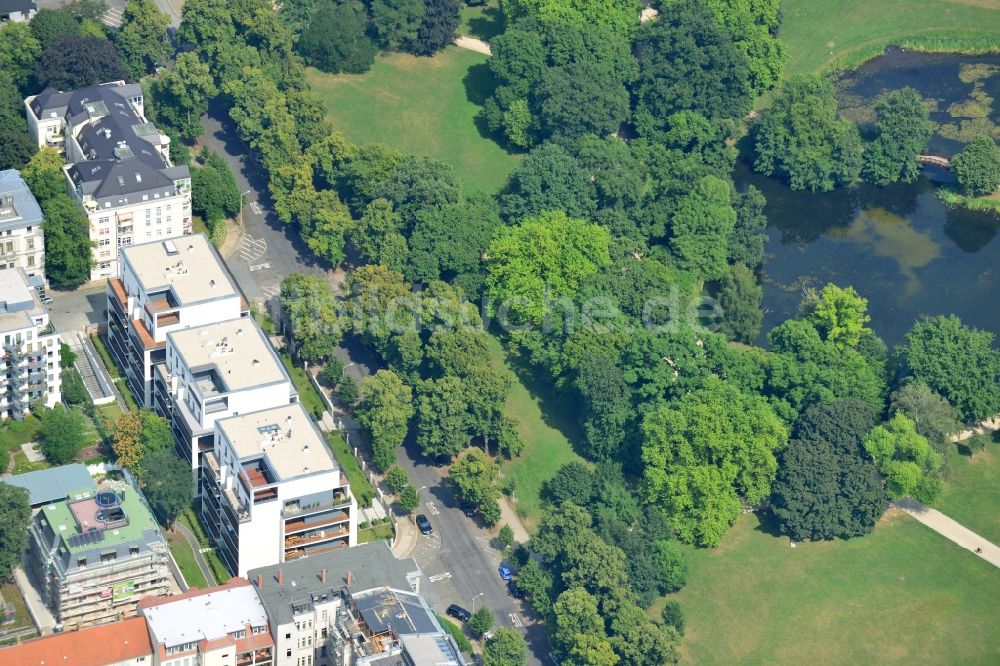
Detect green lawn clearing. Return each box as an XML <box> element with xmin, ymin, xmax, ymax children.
<box><xmin>358</xmin><ymin>522</ymin><xmax>394</xmax><ymax>544</ymax></box>
<box><xmin>937</xmin><ymin>442</ymin><xmax>1000</xmax><ymax>545</ymax></box>
<box><xmin>0</xmin><ymin>415</ymin><xmax>42</xmax><ymax>459</ymax></box>
<box><xmin>780</xmin><ymin>0</ymin><xmax>1000</xmax><ymax>76</ymax></box>
<box><xmin>168</xmin><ymin>532</ymin><xmax>209</xmax><ymax>589</ymax></box>
<box><xmin>305</xmin><ymin>47</ymin><xmax>521</xmax><ymax>194</ymax></box>
<box><xmin>1</xmin><ymin>581</ymin><xmax>34</xmax><ymax>631</ymax></box>
<box><xmin>278</xmin><ymin>351</ymin><xmax>327</xmax><ymax>419</ymax></box>
<box><xmin>660</xmin><ymin>510</ymin><xmax>1000</xmax><ymax>665</ymax></box>
<box><xmin>485</xmin><ymin>334</ymin><xmax>584</xmax><ymax>533</ymax></box>
<box><xmin>460</xmin><ymin>0</ymin><xmax>504</xmax><ymax>41</ymax></box>
<box><xmin>326</xmin><ymin>431</ymin><xmax>375</xmax><ymax>508</ymax></box>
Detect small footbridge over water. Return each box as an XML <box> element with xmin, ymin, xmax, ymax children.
<box><xmin>918</xmin><ymin>154</ymin><xmax>951</xmax><ymax>169</ymax></box>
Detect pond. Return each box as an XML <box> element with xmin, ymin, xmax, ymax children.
<box><xmin>745</xmin><ymin>50</ymin><xmax>1000</xmax><ymax>346</ymax></box>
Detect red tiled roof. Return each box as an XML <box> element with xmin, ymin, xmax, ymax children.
<box><xmin>0</xmin><ymin>616</ymin><xmax>152</xmax><ymax>666</ymax></box>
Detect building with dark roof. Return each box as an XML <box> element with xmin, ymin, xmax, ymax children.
<box><xmin>0</xmin><ymin>0</ymin><xmax>36</xmax><ymax>22</ymax></box>
<box><xmin>248</xmin><ymin>543</ymin><xmax>463</xmax><ymax>666</ymax></box>
<box><xmin>23</xmin><ymin>81</ymin><xmax>192</xmax><ymax>281</ymax></box>
<box><xmin>0</xmin><ymin>169</ymin><xmax>46</xmax><ymax>282</ymax></box>
<box><xmin>4</xmin><ymin>463</ymin><xmax>96</xmax><ymax>508</ymax></box>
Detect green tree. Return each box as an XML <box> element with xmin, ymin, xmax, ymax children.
<box><xmin>384</xmin><ymin>466</ymin><xmax>409</xmax><ymax>493</ymax></box>
<box><xmin>483</xmin><ymin>627</ymin><xmax>527</xmax><ymax>666</ymax></box>
<box><xmin>65</xmin><ymin>0</ymin><xmax>110</xmax><ymax>21</ymax></box>
<box><xmin>370</xmin><ymin>0</ymin><xmax>425</xmax><ymax>48</ymax></box>
<box><xmin>338</xmin><ymin>374</ymin><xmax>359</xmax><ymax>405</ymax></box>
<box><xmin>499</xmin><ymin>143</ymin><xmax>597</xmax><ymax>222</ymax></box>
<box><xmin>753</xmin><ymin>75</ymin><xmax>863</xmax><ymax>191</ymax></box>
<box><xmin>517</xmin><ymin>557</ymin><xmax>553</xmax><ymax>616</ymax></box>
<box><xmin>191</xmin><ymin>160</ymin><xmax>240</xmax><ymax>224</ymax></box>
<box><xmin>770</xmin><ymin>400</ymin><xmax>888</xmax><ymax>540</ymax></box>
<box><xmin>407</xmin><ymin>0</ymin><xmax>460</xmax><ymax>56</ymax></box>
<box><xmin>141</xmin><ymin>449</ymin><xmax>193</xmax><ymax>528</ymax></box>
<box><xmin>728</xmin><ymin>185</ymin><xmax>768</xmax><ymax>268</ymax></box>
<box><xmin>575</xmin><ymin>354</ymin><xmax>631</xmax><ymax>461</ymax></box>
<box><xmin>890</xmin><ymin>382</ymin><xmax>960</xmax><ymax>451</ymax></box>
<box><xmin>705</xmin><ymin>0</ymin><xmax>785</xmax><ymax>95</ymax></box>
<box><xmin>116</xmin><ymin>0</ymin><xmax>170</xmax><ymax>77</ymax></box>
<box><xmin>406</xmin><ymin>196</ymin><xmax>500</xmax><ymax>294</ymax></box>
<box><xmin>952</xmin><ymin>135</ymin><xmax>1000</xmax><ymax>196</ymax></box>
<box><xmin>803</xmin><ymin>283</ymin><xmax>871</xmax><ymax>349</ymax></box>
<box><xmin>863</xmin><ymin>87</ymin><xmax>933</xmax><ymax>185</ymax></box>
<box><xmin>356</xmin><ymin>370</ymin><xmax>414</xmax><ymax>470</ymax></box>
<box><xmin>642</xmin><ymin>377</ymin><xmax>788</xmax><ymax>546</ymax></box>
<box><xmin>298</xmin><ymin>0</ymin><xmax>377</xmax><ymax>74</ymax></box>
<box><xmin>633</xmin><ymin>0</ymin><xmax>751</xmax><ymax>136</ymax></box>
<box><xmin>150</xmin><ymin>52</ymin><xmax>218</xmax><ymax>139</ymax></box>
<box><xmin>544</xmin><ymin>461</ymin><xmax>594</xmax><ymax>506</ymax></box>
<box><xmin>398</xmin><ymin>484</ymin><xmax>420</xmax><ymax>513</ymax></box>
<box><xmin>22</xmin><ymin>148</ymin><xmax>67</xmax><ymax>202</ymax></box>
<box><xmin>661</xmin><ymin>600</ymin><xmax>685</xmax><ymax>636</ymax></box>
<box><xmin>34</xmin><ymin>35</ymin><xmax>129</xmax><ymax>90</ymax></box>
<box><xmin>903</xmin><ymin>315</ymin><xmax>1000</xmax><ymax>423</ymax></box>
<box><xmin>449</xmin><ymin>448</ymin><xmax>499</xmax><ymax>510</ymax></box>
<box><xmin>140</xmin><ymin>412</ymin><xmax>173</xmax><ymax>457</ymax></box>
<box><xmin>321</xmin><ymin>357</ymin><xmax>345</xmax><ymax>388</ymax></box>
<box><xmin>279</xmin><ymin>273</ymin><xmax>343</xmax><ymax>363</ymax></box>
<box><xmin>0</xmin><ymin>21</ymin><xmax>42</xmax><ymax>89</ymax></box>
<box><xmin>40</xmin><ymin>405</ymin><xmax>87</xmax><ymax>465</ymax></box>
<box><xmin>41</xmin><ymin>195</ymin><xmax>94</xmax><ymax>289</ymax></box>
<box><xmin>717</xmin><ymin>263</ymin><xmax>762</xmax><ymax>343</ymax></box>
<box><xmin>498</xmin><ymin>524</ymin><xmax>515</xmax><ymax>549</ymax></box>
<box><xmin>351</xmin><ymin>199</ymin><xmax>408</xmax><ymax>271</ymax></box>
<box><xmin>30</xmin><ymin>9</ymin><xmax>83</xmax><ymax>48</ymax></box>
<box><xmin>0</xmin><ymin>482</ymin><xmax>30</xmax><ymax>582</ymax></box>
<box><xmin>864</xmin><ymin>413</ymin><xmax>943</xmax><ymax>503</ymax></box>
<box><xmin>469</xmin><ymin>607</ymin><xmax>494</xmax><ymax>637</ymax></box>
<box><xmin>499</xmin><ymin>0</ymin><xmax>639</xmax><ymax>39</ymax></box>
<box><xmin>669</xmin><ymin>175</ymin><xmax>737</xmax><ymax>280</ymax></box>
<box><xmin>373</xmin><ymin>155</ymin><xmax>461</xmax><ymax>225</ymax></box>
<box><xmin>486</xmin><ymin>211</ymin><xmax>610</xmax><ymax>326</ymax></box>
<box><xmin>301</xmin><ymin>190</ymin><xmax>354</xmax><ymax>267</ymax></box>
<box><xmin>415</xmin><ymin>376</ymin><xmax>470</xmax><ymax>458</ymax></box>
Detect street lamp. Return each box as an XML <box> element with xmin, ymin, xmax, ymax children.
<box><xmin>238</xmin><ymin>189</ymin><xmax>252</xmax><ymax>234</ymax></box>
<box><xmin>472</xmin><ymin>592</ymin><xmax>485</xmax><ymax>614</ymax></box>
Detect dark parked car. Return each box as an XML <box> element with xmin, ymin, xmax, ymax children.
<box><xmin>415</xmin><ymin>514</ymin><xmax>433</xmax><ymax>535</ymax></box>
<box><xmin>507</xmin><ymin>580</ymin><xmax>525</xmax><ymax>599</ymax></box>
<box><xmin>446</xmin><ymin>604</ymin><xmax>472</xmax><ymax>622</ymax></box>
<box><xmin>461</xmin><ymin>504</ymin><xmax>476</xmax><ymax>518</ymax></box>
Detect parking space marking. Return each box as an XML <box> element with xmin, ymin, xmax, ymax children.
<box><xmin>249</xmin><ymin>262</ymin><xmax>271</xmax><ymax>272</ymax></box>
<box><xmin>509</xmin><ymin>613</ymin><xmax>523</xmax><ymax>627</ymax></box>
<box><xmin>428</xmin><ymin>572</ymin><xmax>452</xmax><ymax>583</ymax></box>
<box><xmin>249</xmin><ymin>201</ymin><xmax>263</xmax><ymax>215</ymax></box>
<box><xmin>426</xmin><ymin>501</ymin><xmax>439</xmax><ymax>516</ymax></box>
<box><xmin>239</xmin><ymin>235</ymin><xmax>267</xmax><ymax>262</ymax></box>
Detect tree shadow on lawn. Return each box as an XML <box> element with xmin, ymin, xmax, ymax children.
<box><xmin>466</xmin><ymin>7</ymin><xmax>505</xmax><ymax>41</ymax></box>
<box><xmin>751</xmin><ymin>510</ymin><xmax>785</xmax><ymax>538</ymax></box>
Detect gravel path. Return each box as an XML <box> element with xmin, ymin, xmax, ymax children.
<box><xmin>895</xmin><ymin>498</ymin><xmax>1000</xmax><ymax>569</ymax></box>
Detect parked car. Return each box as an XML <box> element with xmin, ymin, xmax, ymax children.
<box><xmin>40</xmin><ymin>295</ymin><xmax>54</xmax><ymax>305</ymax></box>
<box><xmin>415</xmin><ymin>514</ymin><xmax>433</xmax><ymax>535</ymax></box>
<box><xmin>498</xmin><ymin>565</ymin><xmax>513</xmax><ymax>581</ymax></box>
<box><xmin>446</xmin><ymin>604</ymin><xmax>471</xmax><ymax>622</ymax></box>
<box><xmin>507</xmin><ymin>580</ymin><xmax>525</xmax><ymax>599</ymax></box>
<box><xmin>461</xmin><ymin>503</ymin><xmax>476</xmax><ymax>518</ymax></box>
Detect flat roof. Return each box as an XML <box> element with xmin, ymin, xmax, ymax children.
<box><xmin>141</xmin><ymin>580</ymin><xmax>269</xmax><ymax>649</ymax></box>
<box><xmin>169</xmin><ymin>318</ymin><xmax>288</xmax><ymax>394</ymax></box>
<box><xmin>0</xmin><ymin>616</ymin><xmax>152</xmax><ymax>666</ymax></box>
<box><xmin>122</xmin><ymin>235</ymin><xmax>239</xmax><ymax>306</ymax></box>
<box><xmin>41</xmin><ymin>485</ymin><xmax>159</xmax><ymax>551</ymax></box>
<box><xmin>4</xmin><ymin>464</ymin><xmax>96</xmax><ymax>507</ymax></box>
<box><xmin>218</xmin><ymin>404</ymin><xmax>337</xmax><ymax>481</ymax></box>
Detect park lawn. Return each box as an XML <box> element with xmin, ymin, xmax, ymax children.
<box><xmin>1</xmin><ymin>581</ymin><xmax>34</xmax><ymax>630</ymax></box>
<box><xmin>358</xmin><ymin>522</ymin><xmax>394</xmax><ymax>544</ymax></box>
<box><xmin>460</xmin><ymin>0</ymin><xmax>505</xmax><ymax>41</ymax></box>
<box><xmin>937</xmin><ymin>443</ymin><xmax>1000</xmax><ymax>544</ymax></box>
<box><xmin>661</xmin><ymin>511</ymin><xmax>1000</xmax><ymax>665</ymax></box>
<box><xmin>779</xmin><ymin>0</ymin><xmax>1000</xmax><ymax>75</ymax></box>
<box><xmin>485</xmin><ymin>334</ymin><xmax>584</xmax><ymax>533</ymax></box>
<box><xmin>305</xmin><ymin>48</ymin><xmax>521</xmax><ymax>194</ymax></box>
<box><xmin>168</xmin><ymin>532</ymin><xmax>209</xmax><ymax>589</ymax></box>
<box><xmin>0</xmin><ymin>415</ymin><xmax>42</xmax><ymax>459</ymax></box>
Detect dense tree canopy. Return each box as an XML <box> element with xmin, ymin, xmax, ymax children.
<box><xmin>902</xmin><ymin>315</ymin><xmax>1000</xmax><ymax>423</ymax></box>
<box><xmin>862</xmin><ymin>87</ymin><xmax>933</xmax><ymax>185</ymax></box>
<box><xmin>499</xmin><ymin>0</ymin><xmax>639</xmax><ymax>39</ymax></box>
<box><xmin>0</xmin><ymin>483</ymin><xmax>30</xmax><ymax>582</ymax></box>
<box><xmin>370</xmin><ymin>0</ymin><xmax>425</xmax><ymax>48</ymax></box>
<box><xmin>499</xmin><ymin>143</ymin><xmax>596</xmax><ymax>222</ymax></box>
<box><xmin>890</xmin><ymin>382</ymin><xmax>960</xmax><ymax>452</ymax></box>
<box><xmin>280</xmin><ymin>273</ymin><xmax>343</xmax><ymax>363</ymax></box>
<box><xmin>407</xmin><ymin>0</ymin><xmax>461</xmax><ymax>56</ymax></box>
<box><xmin>770</xmin><ymin>400</ymin><xmax>888</xmax><ymax>541</ymax></box>
<box><xmin>30</xmin><ymin>9</ymin><xmax>83</xmax><ymax>48</ymax></box>
<box><xmin>633</xmin><ymin>0</ymin><xmax>752</xmax><ymax>137</ymax></box>
<box><xmin>41</xmin><ymin>405</ymin><xmax>87</xmax><ymax>465</ymax></box>
<box><xmin>149</xmin><ymin>52</ymin><xmax>218</xmax><ymax>139</ymax></box>
<box><xmin>116</xmin><ymin>0</ymin><xmax>171</xmax><ymax>77</ymax></box>
<box><xmin>34</xmin><ymin>35</ymin><xmax>129</xmax><ymax>91</ymax></box>
<box><xmin>642</xmin><ymin>377</ymin><xmax>788</xmax><ymax>546</ymax></box>
<box><xmin>952</xmin><ymin>135</ymin><xmax>1000</xmax><ymax>196</ymax></box>
<box><xmin>803</xmin><ymin>283</ymin><xmax>871</xmax><ymax>349</ymax></box>
<box><xmin>356</xmin><ymin>370</ymin><xmax>414</xmax><ymax>470</ymax></box>
<box><xmin>142</xmin><ymin>449</ymin><xmax>194</xmax><ymax>528</ymax></box>
<box><xmin>39</xmin><ymin>195</ymin><xmax>94</xmax><ymax>289</ymax></box>
<box><xmin>717</xmin><ymin>263</ymin><xmax>763</xmax><ymax>344</ymax></box>
<box><xmin>864</xmin><ymin>413</ymin><xmax>943</xmax><ymax>504</ymax></box>
<box><xmin>668</xmin><ymin>175</ymin><xmax>736</xmax><ymax>280</ymax></box>
<box><xmin>753</xmin><ymin>75</ymin><xmax>863</xmax><ymax>191</ymax></box>
<box><xmin>705</xmin><ymin>0</ymin><xmax>785</xmax><ymax>95</ymax></box>
<box><xmin>298</xmin><ymin>0</ymin><xmax>377</xmax><ymax>74</ymax></box>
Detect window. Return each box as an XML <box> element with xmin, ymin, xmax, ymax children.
<box><xmin>286</xmin><ymin>650</ymin><xmax>292</xmax><ymax>658</ymax></box>
<box><xmin>27</xmin><ymin>256</ymin><xmax>34</xmax><ymax>267</ymax></box>
<box><xmin>99</xmin><ymin>239</ymin><xmax>111</xmax><ymax>246</ymax></box>
<box><xmin>26</xmin><ymin>238</ymin><xmax>33</xmax><ymax>250</ymax></box>
<box><xmin>99</xmin><ymin>216</ymin><xmax>110</xmax><ymax>225</ymax></box>
<box><xmin>77</xmin><ymin>557</ymin><xmax>86</xmax><ymax>567</ymax></box>
<box><xmin>100</xmin><ymin>261</ymin><xmax>110</xmax><ymax>269</ymax></box>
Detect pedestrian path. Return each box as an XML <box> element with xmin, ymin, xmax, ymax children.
<box><xmin>173</xmin><ymin>521</ymin><xmax>217</xmax><ymax>588</ymax></box>
<box><xmin>895</xmin><ymin>498</ymin><xmax>1000</xmax><ymax>569</ymax></box>
<box><xmin>454</xmin><ymin>35</ymin><xmax>491</xmax><ymax>55</ymax></box>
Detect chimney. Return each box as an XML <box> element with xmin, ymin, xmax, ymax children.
<box><xmin>257</xmin><ymin>575</ymin><xmax>263</xmax><ymax>588</ymax></box>
<box><xmin>321</xmin><ymin>569</ymin><xmax>327</xmax><ymax>583</ymax></box>
<box><xmin>346</xmin><ymin>571</ymin><xmax>353</xmax><ymax>586</ymax></box>
<box><xmin>278</xmin><ymin>570</ymin><xmax>284</xmax><ymax>585</ymax></box>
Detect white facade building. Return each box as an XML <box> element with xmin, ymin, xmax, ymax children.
<box><xmin>107</xmin><ymin>235</ymin><xmax>249</xmax><ymax>406</ymax></box>
<box><xmin>0</xmin><ymin>0</ymin><xmax>36</xmax><ymax>22</ymax></box>
<box><xmin>0</xmin><ymin>169</ymin><xmax>46</xmax><ymax>282</ymax></box>
<box><xmin>200</xmin><ymin>404</ymin><xmax>357</xmax><ymax>577</ymax></box>
<box><xmin>153</xmin><ymin>318</ymin><xmax>298</xmax><ymax>488</ymax></box>
<box><xmin>0</xmin><ymin>268</ymin><xmax>61</xmax><ymax>417</ymax></box>
<box><xmin>24</xmin><ymin>81</ymin><xmax>192</xmax><ymax>281</ymax></box>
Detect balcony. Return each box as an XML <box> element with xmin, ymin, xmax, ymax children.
<box><xmin>282</xmin><ymin>493</ymin><xmax>350</xmax><ymax>518</ymax></box>
<box><xmin>284</xmin><ymin>511</ymin><xmax>350</xmax><ymax>536</ymax></box>
<box><xmin>283</xmin><ymin>526</ymin><xmax>349</xmax><ymax>549</ymax></box>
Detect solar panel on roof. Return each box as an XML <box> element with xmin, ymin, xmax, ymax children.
<box><xmin>257</xmin><ymin>423</ymin><xmax>280</xmax><ymax>435</ymax></box>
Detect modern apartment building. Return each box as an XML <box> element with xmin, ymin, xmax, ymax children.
<box><xmin>152</xmin><ymin>318</ymin><xmax>297</xmax><ymax>486</ymax></box>
<box><xmin>200</xmin><ymin>403</ymin><xmax>357</xmax><ymax>577</ymax></box>
<box><xmin>0</xmin><ymin>169</ymin><xmax>46</xmax><ymax>282</ymax></box>
<box><xmin>107</xmin><ymin>235</ymin><xmax>249</xmax><ymax>406</ymax></box>
<box><xmin>24</xmin><ymin>81</ymin><xmax>192</xmax><ymax>281</ymax></box>
<box><xmin>0</xmin><ymin>0</ymin><xmax>36</xmax><ymax>22</ymax></box>
<box><xmin>0</xmin><ymin>268</ymin><xmax>61</xmax><ymax>417</ymax></box>
<box><xmin>28</xmin><ymin>481</ymin><xmax>172</xmax><ymax>630</ymax></box>
<box><xmin>249</xmin><ymin>544</ymin><xmax>464</xmax><ymax>666</ymax></box>
<box><xmin>139</xmin><ymin>578</ymin><xmax>274</xmax><ymax>666</ymax></box>
<box><xmin>0</xmin><ymin>616</ymin><xmax>153</xmax><ymax>666</ymax></box>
